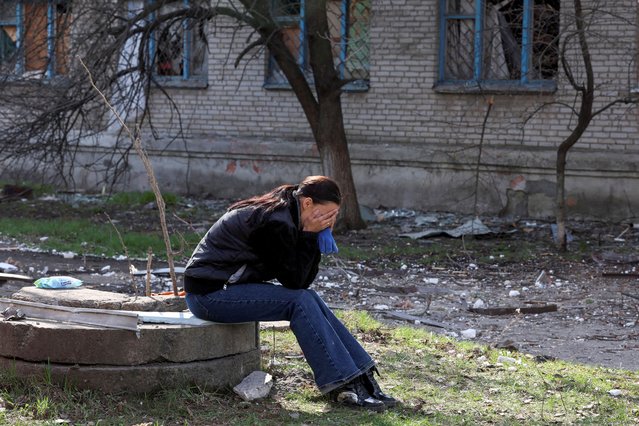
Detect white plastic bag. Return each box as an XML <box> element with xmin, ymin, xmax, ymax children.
<box><xmin>34</xmin><ymin>276</ymin><xmax>83</xmax><ymax>289</ymax></box>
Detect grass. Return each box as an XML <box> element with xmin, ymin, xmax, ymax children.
<box><xmin>0</xmin><ymin>216</ymin><xmax>201</xmax><ymax>260</ymax></box>
<box><xmin>1</xmin><ymin>312</ymin><xmax>637</xmax><ymax>425</ymax></box>
<box><xmin>0</xmin><ymin>189</ymin><xmax>201</xmax><ymax>260</ymax></box>
<box><xmin>337</xmin><ymin>236</ymin><xmax>544</xmax><ymax>270</ymax></box>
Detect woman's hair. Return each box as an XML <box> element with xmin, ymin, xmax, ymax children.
<box><xmin>228</xmin><ymin>175</ymin><xmax>341</xmax><ymax>213</ymax></box>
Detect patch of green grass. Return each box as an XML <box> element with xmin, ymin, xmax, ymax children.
<box><xmin>336</xmin><ymin>310</ymin><xmax>382</xmax><ymax>334</ymax></box>
<box><xmin>338</xmin><ymin>236</ymin><xmax>544</xmax><ymax>270</ymax></box>
<box><xmin>0</xmin><ymin>217</ymin><xmax>200</xmax><ymax>260</ymax></box>
<box><xmin>338</xmin><ymin>239</ymin><xmax>454</xmax><ymax>269</ymax></box>
<box><xmin>1</xmin><ymin>313</ymin><xmax>638</xmax><ymax>425</ymax></box>
<box><xmin>107</xmin><ymin>190</ymin><xmax>179</xmax><ymax>207</ymax></box>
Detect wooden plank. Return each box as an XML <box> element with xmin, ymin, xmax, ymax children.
<box><xmin>131</xmin><ymin>311</ymin><xmax>212</xmax><ymax>326</ymax></box>
<box><xmin>130</xmin><ymin>267</ymin><xmax>186</xmax><ymax>277</ymax></box>
<box><xmin>383</xmin><ymin>311</ymin><xmax>454</xmax><ymax>329</ymax></box>
<box><xmin>0</xmin><ymin>273</ymin><xmax>33</xmax><ymax>283</ymax></box>
<box><xmin>468</xmin><ymin>304</ymin><xmax>558</xmax><ymax>316</ymax></box>
<box><xmin>0</xmin><ymin>298</ymin><xmax>139</xmax><ymax>331</ymax></box>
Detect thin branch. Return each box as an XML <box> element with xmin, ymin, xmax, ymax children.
<box><xmin>79</xmin><ymin>58</ymin><xmax>180</xmax><ymax>295</ymax></box>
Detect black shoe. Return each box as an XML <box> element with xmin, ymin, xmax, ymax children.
<box><xmin>330</xmin><ymin>377</ymin><xmax>386</xmax><ymax>412</ymax></box>
<box><xmin>363</xmin><ymin>367</ymin><xmax>399</xmax><ymax>407</ymax></box>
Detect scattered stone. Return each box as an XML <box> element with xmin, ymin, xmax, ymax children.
<box><xmin>608</xmin><ymin>389</ymin><xmax>622</xmax><ymax>397</ymax></box>
<box><xmin>535</xmin><ymin>270</ymin><xmax>551</xmax><ymax>288</ymax></box>
<box><xmin>322</xmin><ymin>282</ymin><xmax>340</xmax><ymax>288</ymax></box>
<box><xmin>494</xmin><ymin>340</ymin><xmax>519</xmax><ymax>351</ymax></box>
<box><xmin>473</xmin><ymin>299</ymin><xmax>485</xmax><ymax>309</ymax></box>
<box><xmin>1</xmin><ymin>307</ymin><xmax>25</xmax><ymax>321</ymax></box>
<box><xmin>497</xmin><ymin>355</ymin><xmax>520</xmax><ymax>364</ymax></box>
<box><xmin>461</xmin><ymin>328</ymin><xmax>477</xmax><ymax>339</ymax></box>
<box><xmin>233</xmin><ymin>371</ymin><xmax>273</xmax><ymax>401</ymax></box>
<box><xmin>509</xmin><ymin>290</ymin><xmax>521</xmax><ymax>297</ymax></box>
<box><xmin>0</xmin><ymin>262</ymin><xmax>18</xmax><ymax>273</ymax></box>
<box><xmin>374</xmin><ymin>304</ymin><xmax>390</xmax><ymax>310</ymax></box>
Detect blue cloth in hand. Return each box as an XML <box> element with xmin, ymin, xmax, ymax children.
<box><xmin>318</xmin><ymin>228</ymin><xmax>339</xmax><ymax>254</ymax></box>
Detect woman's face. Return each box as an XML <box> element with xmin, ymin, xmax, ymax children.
<box><xmin>299</xmin><ymin>197</ymin><xmax>340</xmax><ymax>232</ymax></box>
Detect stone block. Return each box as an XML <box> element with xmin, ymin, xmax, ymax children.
<box><xmin>0</xmin><ymin>319</ymin><xmax>258</xmax><ymax>365</ymax></box>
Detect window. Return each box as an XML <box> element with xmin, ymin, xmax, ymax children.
<box><xmin>0</xmin><ymin>0</ymin><xmax>70</xmax><ymax>78</ymax></box>
<box><xmin>437</xmin><ymin>0</ymin><xmax>559</xmax><ymax>93</ymax></box>
<box><xmin>148</xmin><ymin>0</ymin><xmax>207</xmax><ymax>86</ymax></box>
<box><xmin>265</xmin><ymin>0</ymin><xmax>370</xmax><ymax>91</ymax></box>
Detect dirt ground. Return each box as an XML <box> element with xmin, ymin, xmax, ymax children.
<box><xmin>1</xmin><ymin>195</ymin><xmax>638</xmax><ymax>372</ymax></box>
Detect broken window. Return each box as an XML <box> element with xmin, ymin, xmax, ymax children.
<box><xmin>150</xmin><ymin>0</ymin><xmax>207</xmax><ymax>81</ymax></box>
<box><xmin>439</xmin><ymin>0</ymin><xmax>559</xmax><ymax>90</ymax></box>
<box><xmin>265</xmin><ymin>0</ymin><xmax>370</xmax><ymax>91</ymax></box>
<box><xmin>0</xmin><ymin>1</ymin><xmax>18</xmax><ymax>74</ymax></box>
<box><xmin>0</xmin><ymin>0</ymin><xmax>71</xmax><ymax>78</ymax></box>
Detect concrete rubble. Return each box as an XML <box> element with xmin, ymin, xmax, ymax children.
<box><xmin>233</xmin><ymin>371</ymin><xmax>274</xmax><ymax>401</ymax></box>
<box><xmin>0</xmin><ymin>287</ymin><xmax>260</xmax><ymax>393</ymax></box>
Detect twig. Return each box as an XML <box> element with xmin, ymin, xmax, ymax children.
<box><xmin>146</xmin><ymin>247</ymin><xmax>153</xmax><ymax>297</ymax></box>
<box><xmin>80</xmin><ymin>58</ymin><xmax>179</xmax><ymax>295</ymax></box>
<box><xmin>473</xmin><ymin>96</ymin><xmax>494</xmax><ymax>218</ymax></box>
<box><xmin>621</xmin><ymin>292</ymin><xmax>639</xmax><ymax>301</ymax></box>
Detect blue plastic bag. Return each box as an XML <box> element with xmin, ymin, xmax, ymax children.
<box><xmin>34</xmin><ymin>276</ymin><xmax>83</xmax><ymax>289</ymax></box>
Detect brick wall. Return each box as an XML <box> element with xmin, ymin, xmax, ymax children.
<box><xmin>136</xmin><ymin>0</ymin><xmax>639</xmax><ymax>220</ymax></box>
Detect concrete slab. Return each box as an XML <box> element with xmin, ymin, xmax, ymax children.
<box><xmin>0</xmin><ymin>350</ymin><xmax>261</xmax><ymax>393</ymax></box>
<box><xmin>0</xmin><ymin>318</ymin><xmax>258</xmax><ymax>365</ymax></box>
<box><xmin>0</xmin><ymin>298</ymin><xmax>140</xmax><ymax>331</ymax></box>
<box><xmin>11</xmin><ymin>287</ymin><xmax>186</xmax><ymax>312</ymax></box>
<box><xmin>1</xmin><ymin>287</ymin><xmax>261</xmax><ymax>393</ymax></box>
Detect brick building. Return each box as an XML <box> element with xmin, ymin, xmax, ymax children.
<box><xmin>2</xmin><ymin>0</ymin><xmax>638</xmax><ymax>220</ymax></box>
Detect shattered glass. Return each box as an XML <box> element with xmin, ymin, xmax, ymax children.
<box><xmin>0</xmin><ymin>1</ymin><xmax>18</xmax><ymax>73</ymax></box>
<box><xmin>154</xmin><ymin>2</ymin><xmax>207</xmax><ymax>78</ymax></box>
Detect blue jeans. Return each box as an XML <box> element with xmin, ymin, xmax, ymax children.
<box><xmin>185</xmin><ymin>283</ymin><xmax>375</xmax><ymax>394</ymax></box>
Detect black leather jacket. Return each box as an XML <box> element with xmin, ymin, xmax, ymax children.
<box><xmin>184</xmin><ymin>194</ymin><xmax>321</xmax><ymax>294</ymax></box>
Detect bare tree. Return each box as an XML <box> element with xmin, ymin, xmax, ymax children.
<box><xmin>439</xmin><ymin>0</ymin><xmax>637</xmax><ymax>251</ymax></box>
<box><xmin>526</xmin><ymin>0</ymin><xmax>637</xmax><ymax>251</ymax></box>
<box><xmin>0</xmin><ymin>0</ymin><xmax>367</xmax><ymax>229</ymax></box>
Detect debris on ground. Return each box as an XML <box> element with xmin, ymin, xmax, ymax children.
<box><xmin>233</xmin><ymin>371</ymin><xmax>273</xmax><ymax>401</ymax></box>
<box><xmin>1</xmin><ymin>199</ymin><xmax>639</xmax><ymax>371</ymax></box>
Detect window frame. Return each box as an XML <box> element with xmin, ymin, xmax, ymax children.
<box><xmin>263</xmin><ymin>0</ymin><xmax>370</xmax><ymax>92</ymax></box>
<box><xmin>436</xmin><ymin>0</ymin><xmax>557</xmax><ymax>94</ymax></box>
<box><xmin>147</xmin><ymin>0</ymin><xmax>208</xmax><ymax>89</ymax></box>
<box><xmin>0</xmin><ymin>0</ymin><xmax>68</xmax><ymax>79</ymax></box>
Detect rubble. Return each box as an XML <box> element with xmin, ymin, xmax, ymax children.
<box><xmin>233</xmin><ymin>371</ymin><xmax>273</xmax><ymax>401</ymax></box>
<box><xmin>2</xmin><ymin>200</ymin><xmax>639</xmax><ymax>372</ymax></box>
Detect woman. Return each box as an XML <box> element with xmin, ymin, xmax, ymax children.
<box><xmin>184</xmin><ymin>175</ymin><xmax>397</xmax><ymax>411</ymax></box>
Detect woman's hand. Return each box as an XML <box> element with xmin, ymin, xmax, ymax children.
<box><xmin>302</xmin><ymin>207</ymin><xmax>339</xmax><ymax>233</ymax></box>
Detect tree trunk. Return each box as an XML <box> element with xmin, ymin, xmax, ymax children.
<box><xmin>555</xmin><ymin>149</ymin><xmax>568</xmax><ymax>250</ymax></box>
<box><xmin>304</xmin><ymin>0</ymin><xmax>365</xmax><ymax>229</ymax></box>
<box><xmin>240</xmin><ymin>0</ymin><xmax>364</xmax><ymax>229</ymax></box>
<box><xmin>317</xmin><ymin>94</ymin><xmax>366</xmax><ymax>230</ymax></box>
<box><xmin>555</xmin><ymin>0</ymin><xmax>594</xmax><ymax>251</ymax></box>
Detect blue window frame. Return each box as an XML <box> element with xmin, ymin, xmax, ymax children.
<box><xmin>0</xmin><ymin>0</ymin><xmax>70</xmax><ymax>78</ymax></box>
<box><xmin>437</xmin><ymin>0</ymin><xmax>559</xmax><ymax>94</ymax></box>
<box><xmin>147</xmin><ymin>0</ymin><xmax>207</xmax><ymax>86</ymax></box>
<box><xmin>265</xmin><ymin>0</ymin><xmax>370</xmax><ymax>92</ymax></box>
